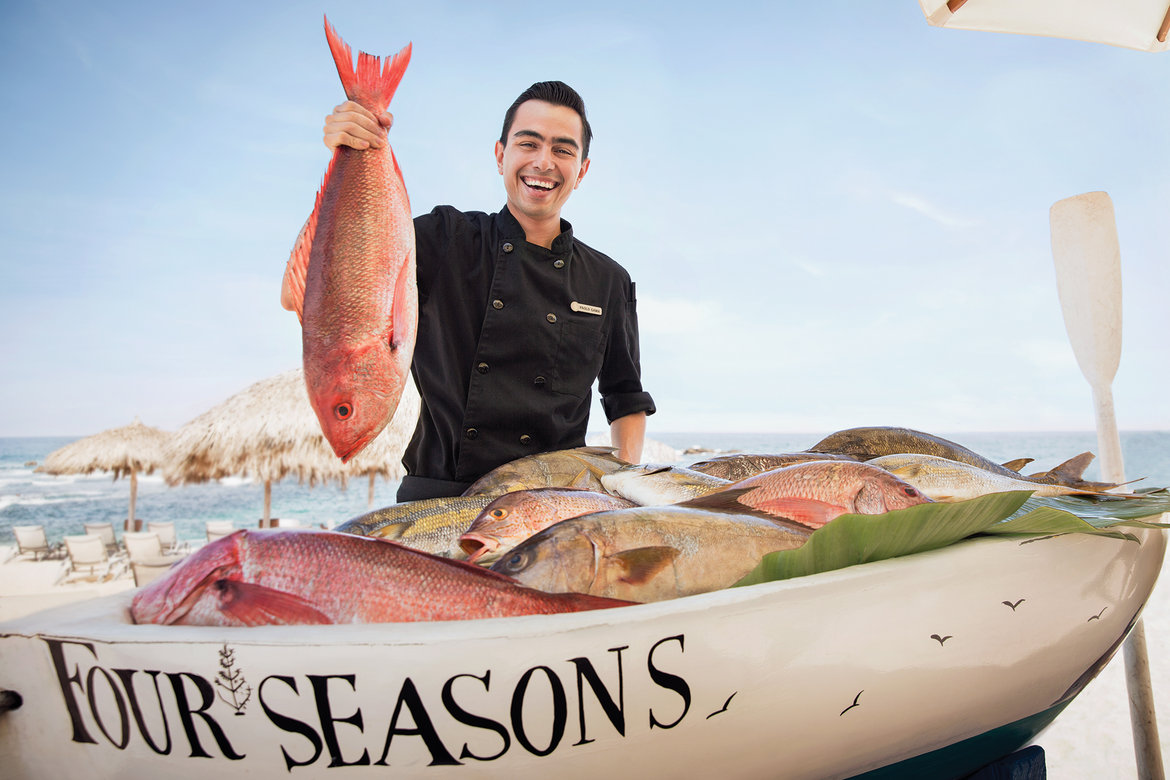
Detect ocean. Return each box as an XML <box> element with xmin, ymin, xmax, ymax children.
<box><xmin>2</xmin><ymin>431</ymin><xmax>1168</xmax><ymax>546</ymax></box>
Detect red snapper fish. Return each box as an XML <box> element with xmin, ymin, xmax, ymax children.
<box><xmin>281</xmin><ymin>17</ymin><xmax>417</xmax><ymax>462</ymax></box>
<box><xmin>130</xmin><ymin>529</ymin><xmax>632</xmax><ymax>626</ymax></box>
<box><xmin>689</xmin><ymin>460</ymin><xmax>934</xmax><ymax>529</ymax></box>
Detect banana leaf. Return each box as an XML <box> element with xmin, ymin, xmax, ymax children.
<box><xmin>735</xmin><ymin>488</ymin><xmax>1170</xmax><ymax>587</ymax></box>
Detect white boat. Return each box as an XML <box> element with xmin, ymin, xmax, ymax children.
<box><xmin>0</xmin><ymin>525</ymin><xmax>1164</xmax><ymax>779</ymax></box>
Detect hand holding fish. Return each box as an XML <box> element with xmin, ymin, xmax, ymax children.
<box><xmin>323</xmin><ymin>99</ymin><xmax>393</xmax><ymax>151</ymax></box>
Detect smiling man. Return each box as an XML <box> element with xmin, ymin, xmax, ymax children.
<box><xmin>323</xmin><ymin>81</ymin><xmax>655</xmax><ymax>501</ymax></box>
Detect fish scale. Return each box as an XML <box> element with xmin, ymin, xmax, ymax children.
<box><xmin>130</xmin><ymin>529</ymin><xmax>631</xmax><ymax>626</ymax></box>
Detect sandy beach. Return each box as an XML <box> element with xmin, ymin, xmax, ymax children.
<box><xmin>1</xmin><ymin>537</ymin><xmax>1167</xmax><ymax>776</ymax></box>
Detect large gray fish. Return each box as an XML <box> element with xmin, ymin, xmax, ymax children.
<box><xmin>490</xmin><ymin>505</ymin><xmax>811</xmax><ymax>603</ymax></box>
<box><xmin>688</xmin><ymin>452</ymin><xmax>858</xmax><ymax>481</ymax></box>
<box><xmin>462</xmin><ymin>446</ymin><xmax>629</xmax><ymax>497</ymax></box>
<box><xmin>459</xmin><ymin>488</ymin><xmax>636</xmax><ymax>564</ymax></box>
<box><xmin>334</xmin><ymin>496</ymin><xmax>494</xmax><ymax>558</ymax></box>
<box><xmin>869</xmin><ymin>454</ymin><xmax>1121</xmax><ymax>502</ymax></box>
<box><xmin>805</xmin><ymin>426</ymin><xmax>1124</xmax><ymax>490</ymax></box>
<box><xmin>600</xmin><ymin>464</ymin><xmax>730</xmax><ymax>505</ymax></box>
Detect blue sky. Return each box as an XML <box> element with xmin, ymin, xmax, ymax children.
<box><xmin>2</xmin><ymin>1</ymin><xmax>1167</xmax><ymax>438</ymax></box>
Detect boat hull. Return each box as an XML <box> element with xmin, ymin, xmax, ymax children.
<box><xmin>0</xmin><ymin>527</ymin><xmax>1164</xmax><ymax>779</ymax></box>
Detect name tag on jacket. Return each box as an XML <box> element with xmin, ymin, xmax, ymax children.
<box><xmin>570</xmin><ymin>301</ymin><xmax>603</xmax><ymax>316</ymax></box>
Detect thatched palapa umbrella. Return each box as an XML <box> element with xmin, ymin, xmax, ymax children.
<box><xmin>37</xmin><ymin>417</ymin><xmax>172</xmax><ymax>528</ymax></box>
<box><xmin>164</xmin><ymin>369</ymin><xmax>419</xmax><ymax>522</ymax></box>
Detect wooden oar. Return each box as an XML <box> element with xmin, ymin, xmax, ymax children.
<box><xmin>1050</xmin><ymin>190</ymin><xmax>1164</xmax><ymax>780</ymax></box>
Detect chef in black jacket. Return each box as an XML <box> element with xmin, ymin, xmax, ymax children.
<box><xmin>323</xmin><ymin>80</ymin><xmax>655</xmax><ymax>500</ymax></box>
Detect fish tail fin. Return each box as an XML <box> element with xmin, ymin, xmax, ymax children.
<box><xmin>1043</xmin><ymin>451</ymin><xmax>1095</xmax><ymax>481</ymax></box>
<box><xmin>324</xmin><ymin>15</ymin><xmax>412</xmax><ymax>111</ymax></box>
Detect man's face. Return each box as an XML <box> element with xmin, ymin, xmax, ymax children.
<box><xmin>495</xmin><ymin>100</ymin><xmax>590</xmax><ymax>226</ymax></box>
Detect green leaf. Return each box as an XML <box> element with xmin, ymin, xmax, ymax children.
<box><xmin>733</xmin><ymin>487</ymin><xmax>1170</xmax><ymax>587</ymax></box>
<box><xmin>987</xmin><ymin>507</ymin><xmax>1139</xmax><ymax>543</ymax></box>
<box><xmin>1011</xmin><ymin>489</ymin><xmax>1170</xmax><ymax>528</ymax></box>
<box><xmin>734</xmin><ymin>491</ymin><xmax>1031</xmax><ymax>587</ymax></box>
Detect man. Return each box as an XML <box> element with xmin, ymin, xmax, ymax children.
<box><xmin>324</xmin><ymin>81</ymin><xmax>654</xmax><ymax>501</ymax></box>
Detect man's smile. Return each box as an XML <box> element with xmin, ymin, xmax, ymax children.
<box><xmin>522</xmin><ymin>175</ymin><xmax>560</xmax><ymax>191</ymax></box>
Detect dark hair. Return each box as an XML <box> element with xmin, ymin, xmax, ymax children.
<box><xmin>500</xmin><ymin>81</ymin><xmax>592</xmax><ymax>160</ymax></box>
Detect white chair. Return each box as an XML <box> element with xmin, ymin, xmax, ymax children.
<box><xmin>123</xmin><ymin>532</ymin><xmax>186</xmax><ymax>588</ymax></box>
<box><xmin>12</xmin><ymin>525</ymin><xmax>59</xmax><ymax>562</ymax></box>
<box><xmin>83</xmin><ymin>522</ymin><xmax>119</xmax><ymax>555</ymax></box>
<box><xmin>147</xmin><ymin>521</ymin><xmax>187</xmax><ymax>554</ymax></box>
<box><xmin>63</xmin><ymin>534</ymin><xmax>113</xmax><ymax>581</ymax></box>
<box><xmin>206</xmin><ymin>520</ymin><xmax>235</xmax><ymax>543</ymax></box>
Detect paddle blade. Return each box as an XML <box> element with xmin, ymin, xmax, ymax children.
<box><xmin>1050</xmin><ymin>191</ymin><xmax>1123</xmax><ymax>390</ymax></box>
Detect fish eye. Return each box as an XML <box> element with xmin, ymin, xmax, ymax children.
<box><xmin>334</xmin><ymin>403</ymin><xmax>353</xmax><ymax>420</ymax></box>
<box><xmin>490</xmin><ymin>508</ymin><xmax>509</xmax><ymax>519</ymax></box>
<box><xmin>501</xmin><ymin>550</ymin><xmax>530</xmax><ymax>573</ymax></box>
<box><xmin>903</xmin><ymin>486</ymin><xmax>919</xmax><ymax>497</ymax></box>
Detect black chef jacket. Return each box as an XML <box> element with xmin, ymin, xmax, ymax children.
<box><xmin>399</xmin><ymin>205</ymin><xmax>655</xmax><ymax>499</ymax></box>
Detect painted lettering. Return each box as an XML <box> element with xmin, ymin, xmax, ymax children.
<box><xmin>441</xmin><ymin>671</ymin><xmax>510</xmax><ymax>762</ymax></box>
<box><xmin>86</xmin><ymin>666</ymin><xmax>129</xmax><ymax>748</ymax></box>
<box><xmin>570</xmin><ymin>645</ymin><xmax>627</xmax><ymax>745</ymax></box>
<box><xmin>166</xmin><ymin>672</ymin><xmax>245</xmax><ymax>760</ymax></box>
<box><xmin>44</xmin><ymin>637</ymin><xmax>99</xmax><ymax>744</ymax></box>
<box><xmin>259</xmin><ymin>675</ymin><xmax>324</xmax><ymax>771</ymax></box>
<box><xmin>376</xmin><ymin>677</ymin><xmax>460</xmax><ymax>767</ymax></box>
<box><xmin>647</xmin><ymin>635</ymin><xmax>691</xmax><ymax>730</ymax></box>
<box><xmin>307</xmin><ymin>674</ymin><xmax>370</xmax><ymax>768</ymax></box>
<box><xmin>114</xmin><ymin>669</ymin><xmax>173</xmax><ymax>755</ymax></box>
<box><xmin>510</xmin><ymin>666</ymin><xmax>567</xmax><ymax>757</ymax></box>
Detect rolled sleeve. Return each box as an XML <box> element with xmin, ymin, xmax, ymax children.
<box><xmin>598</xmin><ymin>287</ymin><xmax>655</xmax><ymax>424</ymax></box>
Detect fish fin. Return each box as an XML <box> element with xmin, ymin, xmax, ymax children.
<box><xmin>216</xmin><ymin>580</ymin><xmax>334</xmax><ymax>626</ymax></box>
<box><xmin>281</xmin><ymin>201</ymin><xmax>323</xmax><ymax>321</ymax></box>
<box><xmin>677</xmin><ymin>487</ymin><xmax>758</xmax><ymax>512</ymax></box>
<box><xmin>607</xmin><ymin>546</ymin><xmax>679</xmax><ymax>585</ymax></box>
<box><xmin>390</xmin><ymin>147</ymin><xmax>410</xmax><ymax>211</ymax></box>
<box><xmin>387</xmin><ymin>245</ymin><xmax>415</xmax><ymax>352</ymax></box>
<box><xmin>1001</xmin><ymin>458</ymin><xmax>1034</xmax><ymax>472</ymax></box>
<box><xmin>739</xmin><ymin>496</ymin><xmax>846</xmax><ymax>529</ymax></box>
<box><xmin>1042</xmin><ymin>452</ymin><xmax>1095</xmax><ymax>481</ymax></box>
<box><xmin>324</xmin><ymin>16</ymin><xmax>412</xmax><ymax>111</ymax></box>
<box><xmin>678</xmin><ymin>489</ymin><xmax>812</xmax><ymax>533</ymax></box>
<box><xmin>568</xmin><ymin>469</ymin><xmax>595</xmax><ymax>490</ymax></box>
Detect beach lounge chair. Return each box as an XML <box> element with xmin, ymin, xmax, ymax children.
<box><xmin>123</xmin><ymin>532</ymin><xmax>186</xmax><ymax>588</ymax></box>
<box><xmin>82</xmin><ymin>522</ymin><xmax>119</xmax><ymax>556</ymax></box>
<box><xmin>146</xmin><ymin>521</ymin><xmax>187</xmax><ymax>554</ymax></box>
<box><xmin>206</xmin><ymin>520</ymin><xmax>235</xmax><ymax>543</ymax></box>
<box><xmin>11</xmin><ymin>525</ymin><xmax>60</xmax><ymax>562</ymax></box>
<box><xmin>63</xmin><ymin>534</ymin><xmax>114</xmax><ymax>581</ymax></box>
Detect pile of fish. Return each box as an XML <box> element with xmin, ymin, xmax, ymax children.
<box><xmin>134</xmin><ymin>427</ymin><xmax>1132</xmax><ymax>627</ymax></box>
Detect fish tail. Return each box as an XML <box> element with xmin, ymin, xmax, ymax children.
<box><xmin>324</xmin><ymin>15</ymin><xmax>412</xmax><ymax>111</ymax></box>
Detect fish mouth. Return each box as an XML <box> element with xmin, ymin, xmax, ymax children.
<box><xmin>459</xmin><ymin>534</ymin><xmax>501</xmax><ymax>564</ymax></box>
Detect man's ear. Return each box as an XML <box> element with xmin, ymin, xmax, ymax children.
<box><xmin>574</xmin><ymin>157</ymin><xmax>591</xmax><ymax>189</ymax></box>
<box><xmin>494</xmin><ymin>140</ymin><xmax>505</xmax><ymax>174</ymax></box>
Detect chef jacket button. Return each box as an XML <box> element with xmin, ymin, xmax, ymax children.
<box><xmin>519</xmin><ymin>434</ymin><xmax>533</xmax><ymax>446</ymax></box>
<box><xmin>465</xmin><ymin>428</ymin><xmax>478</xmax><ymax>440</ymax></box>
<box><xmin>546</xmin><ymin>313</ymin><xmax>557</xmax><ymax>323</ymax></box>
<box><xmin>502</xmin><ymin>242</ymin><xmax>514</xmax><ymax>253</ymax></box>
<box><xmin>476</xmin><ymin>362</ymin><xmax>489</xmax><ymax>374</ymax></box>
<box><xmin>492</xmin><ymin>299</ymin><xmax>504</xmax><ymax>310</ymax></box>
<box><xmin>553</xmin><ymin>259</ymin><xmax>565</xmax><ymax>269</ymax></box>
<box><xmin>533</xmin><ymin>376</ymin><xmax>546</xmax><ymax>386</ymax></box>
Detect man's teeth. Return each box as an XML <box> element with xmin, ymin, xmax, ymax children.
<box><xmin>523</xmin><ymin>177</ymin><xmax>556</xmax><ymax>190</ymax></box>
